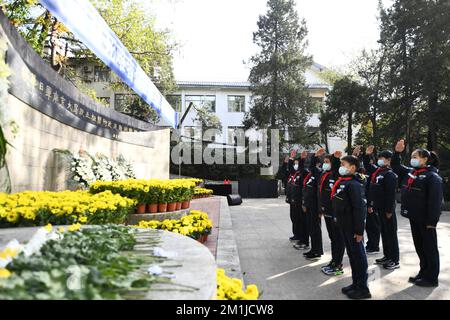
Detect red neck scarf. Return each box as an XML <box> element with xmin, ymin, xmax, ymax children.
<box><xmin>407</xmin><ymin>168</ymin><xmax>428</xmax><ymax>190</ymax></box>
<box><xmin>288</xmin><ymin>172</ymin><xmax>300</xmax><ymax>184</ymax></box>
<box><xmin>320</xmin><ymin>171</ymin><xmax>332</xmax><ymax>194</ymax></box>
<box><xmin>303</xmin><ymin>172</ymin><xmax>313</xmax><ymax>187</ymax></box>
<box><xmin>371</xmin><ymin>167</ymin><xmax>388</xmax><ymax>183</ymax></box>
<box><xmin>330</xmin><ymin>177</ymin><xmax>352</xmax><ymax>199</ymax></box>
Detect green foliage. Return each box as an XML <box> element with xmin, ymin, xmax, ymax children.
<box><xmin>114</xmin><ymin>94</ymin><xmax>160</xmax><ymax>123</ymax></box>
<box><xmin>329</xmin><ymin>0</ymin><xmax>449</xmax><ymax>198</ymax></box>
<box><xmin>321</xmin><ymin>77</ymin><xmax>370</xmax><ymax>152</ymax></box>
<box><xmin>0</xmin><ymin>225</ymin><xmax>162</xmax><ymax>300</ymax></box>
<box><xmin>244</xmin><ymin>0</ymin><xmax>313</xmax><ymax>146</ymax></box>
<box><xmin>194</xmin><ymin>106</ymin><xmax>222</xmax><ymax>132</ymax></box>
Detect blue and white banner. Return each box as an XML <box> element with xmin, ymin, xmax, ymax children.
<box><xmin>39</xmin><ymin>0</ymin><xmax>178</xmax><ymax>128</ymax></box>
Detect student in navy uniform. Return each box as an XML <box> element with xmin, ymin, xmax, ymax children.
<box><xmin>353</xmin><ymin>146</ymin><xmax>381</xmax><ymax>255</ymax></box>
<box><xmin>364</xmin><ymin>146</ymin><xmax>400</xmax><ymax>270</ymax></box>
<box><xmin>292</xmin><ymin>151</ymin><xmax>310</xmax><ymax>250</ymax></box>
<box><xmin>278</xmin><ymin>155</ymin><xmax>290</xmax><ymax>190</ymax></box>
<box><xmin>301</xmin><ymin>149</ymin><xmax>324</xmax><ymax>260</ymax></box>
<box><xmin>286</xmin><ymin>155</ymin><xmax>304</xmax><ymax>243</ymax></box>
<box><xmin>392</xmin><ymin>140</ymin><xmax>443</xmax><ymax>287</ymax></box>
<box><xmin>332</xmin><ymin>155</ymin><xmax>371</xmax><ymax>299</ymax></box>
<box><xmin>318</xmin><ymin>150</ymin><xmax>346</xmax><ymax>276</ymax></box>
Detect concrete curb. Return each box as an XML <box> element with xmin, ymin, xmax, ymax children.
<box><xmin>216</xmin><ymin>196</ymin><xmax>244</xmax><ymax>283</ymax></box>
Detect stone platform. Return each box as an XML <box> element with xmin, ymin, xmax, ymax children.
<box><xmin>0</xmin><ymin>226</ymin><xmax>217</xmax><ymax>300</ymax></box>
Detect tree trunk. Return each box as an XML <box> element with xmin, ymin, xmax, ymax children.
<box><xmin>323</xmin><ymin>132</ymin><xmax>330</xmax><ymax>153</ymax></box>
<box><xmin>371</xmin><ymin>50</ymin><xmax>385</xmax><ymax>146</ymax></box>
<box><xmin>347</xmin><ymin>109</ymin><xmax>353</xmax><ymax>153</ymax></box>
<box><xmin>427</xmin><ymin>93</ymin><xmax>438</xmax><ymax>151</ymax></box>
<box><xmin>271</xmin><ymin>22</ymin><xmax>279</xmax><ymax>129</ymax></box>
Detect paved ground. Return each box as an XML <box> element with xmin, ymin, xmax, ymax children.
<box><xmin>229</xmin><ymin>197</ymin><xmax>450</xmax><ymax>300</ymax></box>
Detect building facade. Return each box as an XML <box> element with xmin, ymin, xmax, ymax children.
<box><xmin>68</xmin><ymin>61</ymin><xmax>346</xmax><ymax>152</ymax></box>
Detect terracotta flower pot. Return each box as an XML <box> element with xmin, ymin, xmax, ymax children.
<box><xmin>147</xmin><ymin>203</ymin><xmax>158</xmax><ymax>214</ymax></box>
<box><xmin>136</xmin><ymin>204</ymin><xmax>146</xmax><ymax>214</ymax></box>
<box><xmin>181</xmin><ymin>200</ymin><xmax>190</xmax><ymax>209</ymax></box>
<box><xmin>158</xmin><ymin>203</ymin><xmax>168</xmax><ymax>213</ymax></box>
<box><xmin>167</xmin><ymin>202</ymin><xmax>177</xmax><ymax>212</ymax></box>
<box><xmin>176</xmin><ymin>202</ymin><xmax>182</xmax><ymax>210</ymax></box>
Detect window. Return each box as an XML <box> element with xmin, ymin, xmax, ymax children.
<box><xmin>114</xmin><ymin>94</ymin><xmax>137</xmax><ymax>113</ymax></box>
<box><xmin>166</xmin><ymin>95</ymin><xmax>182</xmax><ymax>112</ymax></box>
<box><xmin>94</xmin><ymin>66</ymin><xmax>111</xmax><ymax>82</ymax></box>
<box><xmin>309</xmin><ymin>97</ymin><xmax>324</xmax><ymax>114</ymax></box>
<box><xmin>98</xmin><ymin>97</ymin><xmax>111</xmax><ymax>107</ymax></box>
<box><xmin>185</xmin><ymin>95</ymin><xmax>216</xmax><ymax>112</ymax></box>
<box><xmin>227</xmin><ymin>126</ymin><xmax>245</xmax><ymax>145</ymax></box>
<box><xmin>228</xmin><ymin>95</ymin><xmax>245</xmax><ymax>112</ymax></box>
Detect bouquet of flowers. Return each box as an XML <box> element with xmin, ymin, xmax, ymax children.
<box><xmin>71</xmin><ymin>155</ymin><xmax>96</xmax><ymax>188</ymax></box>
<box><xmin>117</xmin><ymin>154</ymin><xmax>136</xmax><ymax>179</ymax></box>
<box><xmin>92</xmin><ymin>154</ymin><xmax>114</xmax><ymax>182</ymax></box>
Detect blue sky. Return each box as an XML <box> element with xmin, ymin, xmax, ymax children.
<box><xmin>145</xmin><ymin>0</ymin><xmax>393</xmax><ymax>82</ymax></box>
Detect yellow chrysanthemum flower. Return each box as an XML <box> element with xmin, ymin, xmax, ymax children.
<box><xmin>0</xmin><ymin>268</ymin><xmax>12</xmax><ymax>278</ymax></box>
<box><xmin>68</xmin><ymin>223</ymin><xmax>81</xmax><ymax>232</ymax></box>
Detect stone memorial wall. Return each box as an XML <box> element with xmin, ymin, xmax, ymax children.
<box><xmin>0</xmin><ymin>11</ymin><xmax>170</xmax><ymax>192</ymax></box>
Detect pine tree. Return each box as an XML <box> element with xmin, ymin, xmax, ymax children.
<box><xmin>244</xmin><ymin>0</ymin><xmax>313</xmax><ymax>146</ymax></box>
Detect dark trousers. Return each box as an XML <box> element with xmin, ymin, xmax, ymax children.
<box><xmin>410</xmin><ymin>219</ymin><xmax>440</xmax><ymax>282</ymax></box>
<box><xmin>341</xmin><ymin>227</ymin><xmax>369</xmax><ymax>289</ymax></box>
<box><xmin>365</xmin><ymin>211</ymin><xmax>381</xmax><ymax>251</ymax></box>
<box><xmin>378</xmin><ymin>209</ymin><xmax>400</xmax><ymax>263</ymax></box>
<box><xmin>324</xmin><ymin>216</ymin><xmax>345</xmax><ymax>265</ymax></box>
<box><xmin>299</xmin><ymin>205</ymin><xmax>310</xmax><ymax>246</ymax></box>
<box><xmin>289</xmin><ymin>203</ymin><xmax>302</xmax><ymax>239</ymax></box>
<box><xmin>306</xmin><ymin>205</ymin><xmax>323</xmax><ymax>254</ymax></box>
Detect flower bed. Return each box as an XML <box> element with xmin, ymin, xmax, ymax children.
<box><xmin>135</xmin><ymin>210</ymin><xmax>212</xmax><ymax>243</ymax></box>
<box><xmin>0</xmin><ymin>225</ymin><xmax>165</xmax><ymax>299</ymax></box>
<box><xmin>90</xmin><ymin>178</ymin><xmax>202</xmax><ymax>214</ymax></box>
<box><xmin>216</xmin><ymin>268</ymin><xmax>259</xmax><ymax>300</ymax></box>
<box><xmin>193</xmin><ymin>187</ymin><xmax>214</xmax><ymax>199</ymax></box>
<box><xmin>0</xmin><ymin>190</ymin><xmax>135</xmax><ymax>228</ymax></box>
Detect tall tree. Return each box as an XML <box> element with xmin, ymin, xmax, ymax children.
<box><xmin>379</xmin><ymin>0</ymin><xmax>450</xmax><ymax>153</ymax></box>
<box><xmin>351</xmin><ymin>48</ymin><xmax>388</xmax><ymax>147</ymax></box>
<box><xmin>321</xmin><ymin>77</ymin><xmax>370</xmax><ymax>152</ymax></box>
<box><xmin>243</xmin><ymin>0</ymin><xmax>313</xmax><ymax>146</ymax></box>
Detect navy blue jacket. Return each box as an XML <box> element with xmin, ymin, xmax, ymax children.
<box><xmin>318</xmin><ymin>155</ymin><xmax>341</xmax><ymax>217</ymax></box>
<box><xmin>363</xmin><ymin>155</ymin><xmax>398</xmax><ymax>213</ymax></box>
<box><xmin>286</xmin><ymin>158</ymin><xmax>305</xmax><ymax>205</ymax></box>
<box><xmin>302</xmin><ymin>156</ymin><xmax>320</xmax><ymax>210</ymax></box>
<box><xmin>391</xmin><ymin>152</ymin><xmax>443</xmax><ymax>226</ymax></box>
<box><xmin>332</xmin><ymin>174</ymin><xmax>367</xmax><ymax>236</ymax></box>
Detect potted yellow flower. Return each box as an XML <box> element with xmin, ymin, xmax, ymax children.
<box><xmin>146</xmin><ymin>187</ymin><xmax>159</xmax><ymax>214</ymax></box>
<box><xmin>167</xmin><ymin>188</ymin><xmax>177</xmax><ymax>212</ymax></box>
<box><xmin>158</xmin><ymin>188</ymin><xmax>168</xmax><ymax>213</ymax></box>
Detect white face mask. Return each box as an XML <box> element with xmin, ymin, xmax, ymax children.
<box><xmin>377</xmin><ymin>159</ymin><xmax>385</xmax><ymax>167</ymax></box>
<box><xmin>293</xmin><ymin>164</ymin><xmax>299</xmax><ymax>171</ymax></box>
<box><xmin>410</xmin><ymin>159</ymin><xmax>421</xmax><ymax>168</ymax></box>
<box><xmin>322</xmin><ymin>163</ymin><xmax>331</xmax><ymax>171</ymax></box>
<box><xmin>339</xmin><ymin>166</ymin><xmax>349</xmax><ymax>176</ymax></box>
